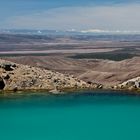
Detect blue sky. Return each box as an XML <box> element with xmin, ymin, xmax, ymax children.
<box><xmin>0</xmin><ymin>0</ymin><xmax>140</xmax><ymax>32</ymax></box>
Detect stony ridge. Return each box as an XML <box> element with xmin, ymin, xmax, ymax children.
<box><xmin>114</xmin><ymin>77</ymin><xmax>140</xmax><ymax>91</ymax></box>
<box><xmin>0</xmin><ymin>59</ymin><xmax>99</xmax><ymax>93</ymax></box>
<box><xmin>1</xmin><ymin>59</ymin><xmax>139</xmax><ymax>93</ymax></box>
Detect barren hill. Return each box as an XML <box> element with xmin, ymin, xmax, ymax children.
<box><xmin>0</xmin><ymin>59</ymin><xmax>96</xmax><ymax>92</ymax></box>
<box><xmin>5</xmin><ymin>56</ymin><xmax>140</xmax><ymax>87</ymax></box>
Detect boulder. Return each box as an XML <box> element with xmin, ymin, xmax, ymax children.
<box><xmin>1</xmin><ymin>63</ymin><xmax>14</xmax><ymax>71</ymax></box>
<box><xmin>87</xmin><ymin>81</ymin><xmax>92</xmax><ymax>85</ymax></box>
<box><xmin>0</xmin><ymin>77</ymin><xmax>5</xmax><ymax>90</ymax></box>
<box><xmin>97</xmin><ymin>84</ymin><xmax>103</xmax><ymax>89</ymax></box>
<box><xmin>3</xmin><ymin>74</ymin><xmax>10</xmax><ymax>80</ymax></box>
<box><xmin>126</xmin><ymin>81</ymin><xmax>135</xmax><ymax>87</ymax></box>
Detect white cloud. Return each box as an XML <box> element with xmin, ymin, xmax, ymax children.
<box><xmin>5</xmin><ymin>4</ymin><xmax>140</xmax><ymax>31</ymax></box>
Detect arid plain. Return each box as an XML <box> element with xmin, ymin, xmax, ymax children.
<box><xmin>1</xmin><ymin>34</ymin><xmax>140</xmax><ymax>87</ymax></box>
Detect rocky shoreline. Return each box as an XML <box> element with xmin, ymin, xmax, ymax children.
<box><xmin>0</xmin><ymin>59</ymin><xmax>102</xmax><ymax>93</ymax></box>
<box><xmin>0</xmin><ymin>59</ymin><xmax>139</xmax><ymax>94</ymax></box>
<box><xmin>113</xmin><ymin>77</ymin><xmax>140</xmax><ymax>92</ymax></box>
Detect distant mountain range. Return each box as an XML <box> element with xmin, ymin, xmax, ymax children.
<box><xmin>0</xmin><ymin>29</ymin><xmax>140</xmax><ymax>35</ymax></box>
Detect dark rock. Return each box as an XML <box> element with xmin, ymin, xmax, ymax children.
<box><xmin>54</xmin><ymin>79</ymin><xmax>58</xmax><ymax>83</ymax></box>
<box><xmin>47</xmin><ymin>75</ymin><xmax>52</xmax><ymax>79</ymax></box>
<box><xmin>9</xmin><ymin>72</ymin><xmax>14</xmax><ymax>75</ymax></box>
<box><xmin>97</xmin><ymin>84</ymin><xmax>103</xmax><ymax>89</ymax></box>
<box><xmin>126</xmin><ymin>81</ymin><xmax>135</xmax><ymax>88</ymax></box>
<box><xmin>12</xmin><ymin>64</ymin><xmax>16</xmax><ymax>68</ymax></box>
<box><xmin>135</xmin><ymin>82</ymin><xmax>140</xmax><ymax>88</ymax></box>
<box><xmin>87</xmin><ymin>81</ymin><xmax>92</xmax><ymax>84</ymax></box>
<box><xmin>4</xmin><ymin>74</ymin><xmax>10</xmax><ymax>80</ymax></box>
<box><xmin>1</xmin><ymin>63</ymin><xmax>14</xmax><ymax>71</ymax></box>
<box><xmin>13</xmin><ymin>86</ymin><xmax>18</xmax><ymax>92</ymax></box>
<box><xmin>138</xmin><ymin>82</ymin><xmax>140</xmax><ymax>88</ymax></box>
<box><xmin>0</xmin><ymin>77</ymin><xmax>5</xmax><ymax>90</ymax></box>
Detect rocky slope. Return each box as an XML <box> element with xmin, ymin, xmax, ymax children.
<box><xmin>6</xmin><ymin>56</ymin><xmax>140</xmax><ymax>87</ymax></box>
<box><xmin>114</xmin><ymin>77</ymin><xmax>140</xmax><ymax>91</ymax></box>
<box><xmin>0</xmin><ymin>59</ymin><xmax>99</xmax><ymax>92</ymax></box>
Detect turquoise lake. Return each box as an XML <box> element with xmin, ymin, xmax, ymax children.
<box><xmin>0</xmin><ymin>90</ymin><xmax>140</xmax><ymax>140</ymax></box>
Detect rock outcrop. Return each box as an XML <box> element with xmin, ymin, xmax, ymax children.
<box><xmin>114</xmin><ymin>77</ymin><xmax>140</xmax><ymax>91</ymax></box>
<box><xmin>0</xmin><ymin>59</ymin><xmax>97</xmax><ymax>92</ymax></box>
<box><xmin>0</xmin><ymin>77</ymin><xmax>5</xmax><ymax>90</ymax></box>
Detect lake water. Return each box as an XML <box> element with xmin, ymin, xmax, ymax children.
<box><xmin>0</xmin><ymin>90</ymin><xmax>140</xmax><ymax>140</ymax></box>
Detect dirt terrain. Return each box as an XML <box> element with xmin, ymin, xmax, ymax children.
<box><xmin>5</xmin><ymin>55</ymin><xmax>140</xmax><ymax>86</ymax></box>
<box><xmin>0</xmin><ymin>34</ymin><xmax>140</xmax><ymax>87</ymax></box>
